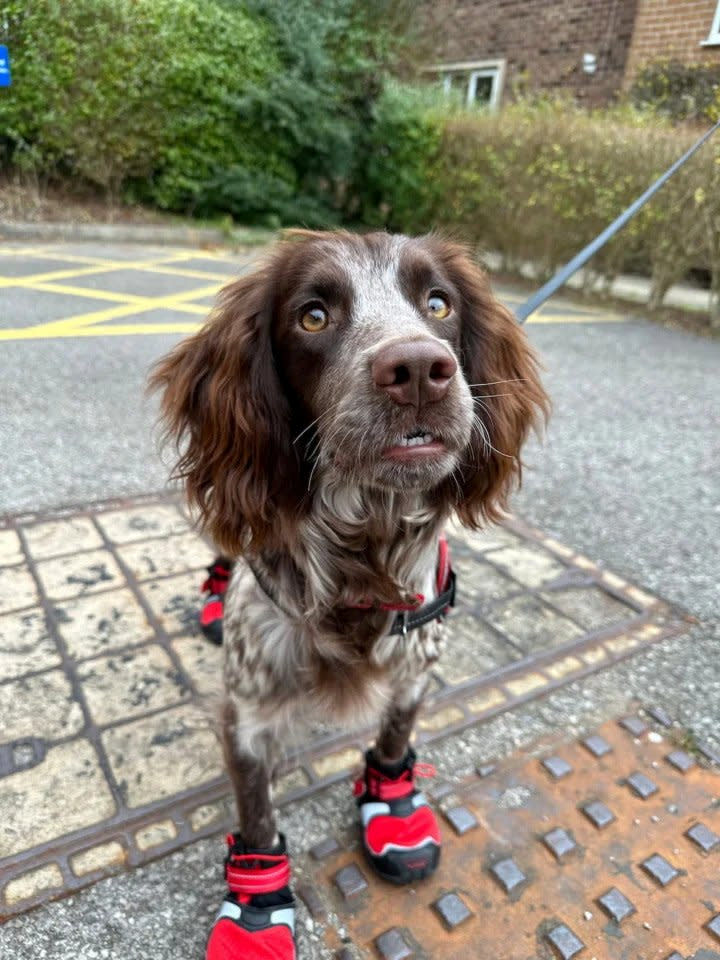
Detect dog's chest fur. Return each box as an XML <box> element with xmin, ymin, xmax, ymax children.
<box><xmin>222</xmin><ymin>484</ymin><xmax>448</xmax><ymax>728</ymax></box>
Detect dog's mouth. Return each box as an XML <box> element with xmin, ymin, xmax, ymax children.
<box><xmin>382</xmin><ymin>428</ymin><xmax>447</xmax><ymax>461</ymax></box>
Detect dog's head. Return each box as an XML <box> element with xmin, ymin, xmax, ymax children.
<box><xmin>150</xmin><ymin>231</ymin><xmax>548</xmax><ymax>554</ymax></box>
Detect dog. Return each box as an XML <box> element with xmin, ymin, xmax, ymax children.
<box><xmin>151</xmin><ymin>230</ymin><xmax>548</xmax><ymax>960</ymax></box>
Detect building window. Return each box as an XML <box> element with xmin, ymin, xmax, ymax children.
<box><xmin>702</xmin><ymin>0</ymin><xmax>720</xmax><ymax>45</ymax></box>
<box><xmin>433</xmin><ymin>59</ymin><xmax>505</xmax><ymax>110</ymax></box>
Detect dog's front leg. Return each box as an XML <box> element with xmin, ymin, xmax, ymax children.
<box><xmin>356</xmin><ymin>670</ymin><xmax>441</xmax><ymax>883</ymax></box>
<box><xmin>206</xmin><ymin>699</ymin><xmax>296</xmax><ymax>959</ymax></box>
<box><xmin>375</xmin><ymin>671</ymin><xmax>429</xmax><ymax>763</ymax></box>
<box><xmin>221</xmin><ymin>698</ymin><xmax>279</xmax><ymax>848</ymax></box>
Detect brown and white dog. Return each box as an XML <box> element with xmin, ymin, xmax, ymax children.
<box><xmin>151</xmin><ymin>230</ymin><xmax>548</xmax><ymax>959</ymax></box>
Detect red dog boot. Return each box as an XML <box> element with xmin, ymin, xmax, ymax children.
<box><xmin>206</xmin><ymin>833</ymin><xmax>296</xmax><ymax>960</ymax></box>
<box><xmin>354</xmin><ymin>747</ymin><xmax>441</xmax><ymax>884</ymax></box>
<box><xmin>200</xmin><ymin>557</ymin><xmax>232</xmax><ymax>646</ymax></box>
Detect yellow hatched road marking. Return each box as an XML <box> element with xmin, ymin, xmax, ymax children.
<box><xmin>0</xmin><ymin>285</ymin><xmax>218</xmax><ymax>341</ymax></box>
<box><xmin>0</xmin><ymin>253</ymin><xmax>227</xmax><ymax>288</ymax></box>
<box><xmin>20</xmin><ymin>281</ymin><xmax>151</xmax><ymax>304</ymax></box>
<box><xmin>0</xmin><ymin>321</ymin><xmax>202</xmax><ymax>340</ymax></box>
<box><xmin>0</xmin><ymin>245</ymin><xmax>55</xmax><ymax>257</ymax></box>
<box><xmin>0</xmin><ymin>250</ymin><xmax>235</xmax><ymax>286</ymax></box>
<box><xmin>34</xmin><ymin>283</ymin><xmax>219</xmax><ymax>332</ymax></box>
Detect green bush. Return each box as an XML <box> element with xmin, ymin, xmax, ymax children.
<box><xmin>199</xmin><ymin>0</ymin><xmax>419</xmax><ymax>226</ymax></box>
<box><xmin>354</xmin><ymin>81</ymin><xmax>447</xmax><ymax>232</ymax></box>
<box><xmin>0</xmin><ymin>0</ymin><xmax>277</xmax><ymax>203</ymax></box>
<box><xmin>369</xmin><ymin>97</ymin><xmax>720</xmax><ymax>323</ymax></box>
<box><xmin>630</xmin><ymin>60</ymin><xmax>720</xmax><ymax>124</ymax></box>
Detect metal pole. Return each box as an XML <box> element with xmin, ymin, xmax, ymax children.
<box><xmin>514</xmin><ymin>117</ymin><xmax>720</xmax><ymax>324</ymax></box>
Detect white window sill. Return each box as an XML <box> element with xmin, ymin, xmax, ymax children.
<box><xmin>700</xmin><ymin>37</ymin><xmax>720</xmax><ymax>46</ymax></box>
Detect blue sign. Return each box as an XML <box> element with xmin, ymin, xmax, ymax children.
<box><xmin>0</xmin><ymin>46</ymin><xmax>11</xmax><ymax>88</ymax></box>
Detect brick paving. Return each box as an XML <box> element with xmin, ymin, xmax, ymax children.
<box><xmin>0</xmin><ymin>494</ymin><xmax>689</xmax><ymax>921</ymax></box>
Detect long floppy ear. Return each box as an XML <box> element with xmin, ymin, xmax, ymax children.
<box><xmin>428</xmin><ymin>238</ymin><xmax>550</xmax><ymax>526</ymax></box>
<box><xmin>148</xmin><ymin>268</ymin><xmax>302</xmax><ymax>555</ymax></box>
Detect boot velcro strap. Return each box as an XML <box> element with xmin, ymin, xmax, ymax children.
<box><xmin>225</xmin><ymin>854</ymin><xmax>291</xmax><ymax>895</ymax></box>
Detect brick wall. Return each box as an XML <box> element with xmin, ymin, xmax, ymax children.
<box><xmin>624</xmin><ymin>0</ymin><xmax>720</xmax><ymax>84</ymax></box>
<box><xmin>416</xmin><ymin>0</ymin><xmax>640</xmax><ymax>105</ymax></box>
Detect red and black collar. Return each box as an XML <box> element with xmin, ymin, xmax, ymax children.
<box><xmin>249</xmin><ymin>537</ymin><xmax>455</xmax><ymax>636</ymax></box>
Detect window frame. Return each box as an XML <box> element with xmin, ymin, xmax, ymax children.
<box><xmin>701</xmin><ymin>0</ymin><xmax>720</xmax><ymax>45</ymax></box>
<box><xmin>428</xmin><ymin>59</ymin><xmax>506</xmax><ymax>110</ymax></box>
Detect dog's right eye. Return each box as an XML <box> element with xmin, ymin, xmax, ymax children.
<box><xmin>300</xmin><ymin>305</ymin><xmax>329</xmax><ymax>333</ymax></box>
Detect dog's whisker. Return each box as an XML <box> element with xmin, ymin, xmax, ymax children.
<box><xmin>465</xmin><ymin>378</ymin><xmax>528</xmax><ymax>387</ymax></box>
<box><xmin>292</xmin><ymin>406</ymin><xmax>338</xmax><ymax>446</ymax></box>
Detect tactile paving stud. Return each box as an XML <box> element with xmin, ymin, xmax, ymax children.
<box><xmin>626</xmin><ymin>771</ymin><xmax>659</xmax><ymax>799</ymax></box>
<box><xmin>542</xmin><ymin>756</ymin><xmax>572</xmax><ymax>780</ymax></box>
<box><xmin>686</xmin><ymin>822</ymin><xmax>720</xmax><ymax>852</ymax></box>
<box><xmin>542</xmin><ymin>828</ymin><xmax>577</xmax><ymax>861</ymax></box>
<box><xmin>476</xmin><ymin>763</ymin><xmax>497</xmax><ymax>778</ymax></box>
<box><xmin>546</xmin><ymin>923</ymin><xmax>585</xmax><ymax>959</ymax></box>
<box><xmin>698</xmin><ymin>742</ymin><xmax>720</xmax><ymax>766</ymax></box>
<box><xmin>581</xmin><ymin>800</ymin><xmax>616</xmax><ymax>830</ymax></box>
<box><xmin>296</xmin><ymin>882</ymin><xmax>327</xmax><ymax>920</ymax></box>
<box><xmin>310</xmin><ymin>836</ymin><xmax>340</xmax><ymax>860</ymax></box>
<box><xmin>647</xmin><ymin>705</ymin><xmax>673</xmax><ymax>728</ymax></box>
<box><xmin>334</xmin><ymin>863</ymin><xmax>369</xmax><ymax>900</ymax></box>
<box><xmin>582</xmin><ymin>734</ymin><xmax>612</xmax><ymax>758</ymax></box>
<box><xmin>619</xmin><ymin>716</ymin><xmax>648</xmax><ymax>737</ymax></box>
<box><xmin>640</xmin><ymin>853</ymin><xmax>679</xmax><ymax>887</ymax></box>
<box><xmin>375</xmin><ymin>928</ymin><xmax>414</xmax><ymax>960</ymax></box>
<box><xmin>489</xmin><ymin>857</ymin><xmax>527</xmax><ymax>894</ymax></box>
<box><xmin>428</xmin><ymin>781</ymin><xmax>454</xmax><ymax>801</ymax></box>
<box><xmin>444</xmin><ymin>805</ymin><xmax>479</xmax><ymax>835</ymax></box>
<box><xmin>432</xmin><ymin>892</ymin><xmax>472</xmax><ymax>929</ymax></box>
<box><xmin>707</xmin><ymin>914</ymin><xmax>720</xmax><ymax>940</ymax></box>
<box><xmin>596</xmin><ymin>887</ymin><xmax>636</xmax><ymax>923</ymax></box>
<box><xmin>666</xmin><ymin>750</ymin><xmax>696</xmax><ymax>773</ymax></box>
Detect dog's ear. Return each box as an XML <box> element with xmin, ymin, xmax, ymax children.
<box><xmin>428</xmin><ymin>238</ymin><xmax>549</xmax><ymax>526</ymax></box>
<box><xmin>149</xmin><ymin>268</ymin><xmax>302</xmax><ymax>554</ymax></box>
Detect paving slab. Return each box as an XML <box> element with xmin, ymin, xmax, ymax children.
<box><xmin>0</xmin><ymin>493</ymin><xmax>689</xmax><ymax>920</ymax></box>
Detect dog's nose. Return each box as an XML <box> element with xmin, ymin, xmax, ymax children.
<box><xmin>372</xmin><ymin>340</ymin><xmax>457</xmax><ymax>408</ymax></box>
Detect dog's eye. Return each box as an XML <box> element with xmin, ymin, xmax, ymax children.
<box><xmin>300</xmin><ymin>305</ymin><xmax>329</xmax><ymax>333</ymax></box>
<box><xmin>427</xmin><ymin>293</ymin><xmax>450</xmax><ymax>319</ymax></box>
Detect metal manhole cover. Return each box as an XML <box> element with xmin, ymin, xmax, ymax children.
<box><xmin>305</xmin><ymin>718</ymin><xmax>720</xmax><ymax>958</ymax></box>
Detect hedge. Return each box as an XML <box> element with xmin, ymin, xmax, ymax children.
<box><xmin>0</xmin><ymin>0</ymin><xmax>416</xmax><ymax>224</ymax></box>
<box><xmin>0</xmin><ymin>0</ymin><xmax>278</xmax><ymax>204</ymax></box>
<box><xmin>367</xmin><ymin>96</ymin><xmax>720</xmax><ymax>324</ymax></box>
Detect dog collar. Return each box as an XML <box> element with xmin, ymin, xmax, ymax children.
<box><xmin>247</xmin><ymin>537</ymin><xmax>456</xmax><ymax>636</ymax></box>
<box><xmin>351</xmin><ymin>535</ymin><xmax>456</xmax><ymax>635</ymax></box>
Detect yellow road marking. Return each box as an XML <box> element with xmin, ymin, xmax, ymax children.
<box><xmin>0</xmin><ymin>284</ymin><xmax>218</xmax><ymax>341</ymax></box>
<box><xmin>22</xmin><ymin>281</ymin><xmax>151</xmax><ymax>304</ymax></box>
<box><xmin>24</xmin><ymin>282</ymin><xmax>219</xmax><ymax>327</ymax></box>
<box><xmin>0</xmin><ymin>245</ymin><xmax>54</xmax><ymax>257</ymax></box>
<box><xmin>0</xmin><ymin>251</ymin><xmax>231</xmax><ymax>287</ymax></box>
<box><xmin>0</xmin><ymin>321</ymin><xmax>202</xmax><ymax>340</ymax></box>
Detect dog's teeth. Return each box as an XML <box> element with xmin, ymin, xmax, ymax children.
<box><xmin>423</xmin><ymin>434</ymin><xmax>433</xmax><ymax>443</ymax></box>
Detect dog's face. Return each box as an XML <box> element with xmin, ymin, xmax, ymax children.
<box><xmin>271</xmin><ymin>233</ymin><xmax>474</xmax><ymax>493</ymax></box>
<box><xmin>151</xmin><ymin>231</ymin><xmax>548</xmax><ymax>554</ymax></box>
